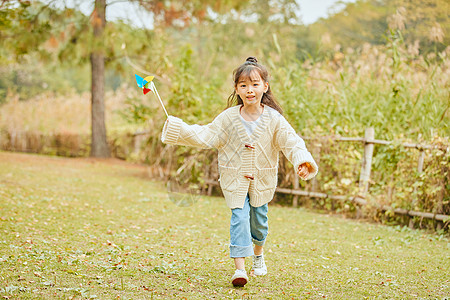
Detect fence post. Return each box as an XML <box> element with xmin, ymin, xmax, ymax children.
<box><xmin>133</xmin><ymin>135</ymin><xmax>141</xmax><ymax>154</ymax></box>
<box><xmin>410</xmin><ymin>150</ymin><xmax>426</xmax><ymax>228</ymax></box>
<box><xmin>359</xmin><ymin>127</ymin><xmax>375</xmax><ymax>196</ymax></box>
<box><xmin>311</xmin><ymin>142</ymin><xmax>322</xmax><ymax>193</ymax></box>
<box><xmin>417</xmin><ymin>150</ymin><xmax>425</xmax><ymax>173</ymax></box>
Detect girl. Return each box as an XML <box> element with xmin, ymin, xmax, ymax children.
<box><xmin>161</xmin><ymin>57</ymin><xmax>318</xmax><ymax>287</ymax></box>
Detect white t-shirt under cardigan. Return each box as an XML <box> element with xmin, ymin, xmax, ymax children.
<box><xmin>161</xmin><ymin>105</ymin><xmax>318</xmax><ymax>209</ymax></box>
<box><xmin>239</xmin><ymin>113</ymin><xmax>260</xmax><ymax>136</ymax></box>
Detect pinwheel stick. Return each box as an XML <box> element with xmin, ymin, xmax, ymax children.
<box><xmin>151</xmin><ymin>81</ymin><xmax>169</xmax><ymax>118</ymax></box>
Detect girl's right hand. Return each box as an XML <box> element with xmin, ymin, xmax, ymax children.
<box><xmin>297</xmin><ymin>163</ymin><xmax>311</xmax><ymax>179</ymax></box>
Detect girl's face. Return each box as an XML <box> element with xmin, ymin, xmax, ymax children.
<box><xmin>235</xmin><ymin>70</ymin><xmax>269</xmax><ymax>108</ymax></box>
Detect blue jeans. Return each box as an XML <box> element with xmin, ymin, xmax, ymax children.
<box><xmin>229</xmin><ymin>194</ymin><xmax>269</xmax><ymax>258</ymax></box>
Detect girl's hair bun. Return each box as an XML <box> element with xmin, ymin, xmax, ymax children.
<box><xmin>246</xmin><ymin>56</ymin><xmax>258</xmax><ymax>64</ymax></box>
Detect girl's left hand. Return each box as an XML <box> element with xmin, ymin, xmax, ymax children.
<box><xmin>297</xmin><ymin>162</ymin><xmax>311</xmax><ymax>179</ymax></box>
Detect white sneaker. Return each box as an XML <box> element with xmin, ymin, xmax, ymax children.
<box><xmin>252</xmin><ymin>254</ymin><xmax>267</xmax><ymax>276</ymax></box>
<box><xmin>231</xmin><ymin>269</ymin><xmax>248</xmax><ymax>287</ymax></box>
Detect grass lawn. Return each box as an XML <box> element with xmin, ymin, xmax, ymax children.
<box><xmin>0</xmin><ymin>151</ymin><xmax>448</xmax><ymax>299</ymax></box>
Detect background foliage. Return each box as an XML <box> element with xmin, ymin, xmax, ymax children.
<box><xmin>0</xmin><ymin>0</ymin><xmax>448</xmax><ymax>228</ymax></box>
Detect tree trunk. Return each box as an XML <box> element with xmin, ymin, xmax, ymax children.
<box><xmin>90</xmin><ymin>0</ymin><xmax>110</xmax><ymax>158</ymax></box>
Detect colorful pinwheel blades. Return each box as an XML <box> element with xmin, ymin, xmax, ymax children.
<box><xmin>134</xmin><ymin>73</ymin><xmax>169</xmax><ymax>117</ymax></box>
<box><xmin>135</xmin><ymin>74</ymin><xmax>155</xmax><ymax>94</ymax></box>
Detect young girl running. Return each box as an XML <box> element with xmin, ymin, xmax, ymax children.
<box><xmin>161</xmin><ymin>56</ymin><xmax>318</xmax><ymax>287</ymax></box>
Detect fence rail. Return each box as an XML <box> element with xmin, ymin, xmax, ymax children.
<box><xmin>275</xmin><ymin>188</ymin><xmax>449</xmax><ymax>222</ymax></box>
<box><xmin>300</xmin><ymin>135</ymin><xmax>449</xmax><ymax>151</ymax></box>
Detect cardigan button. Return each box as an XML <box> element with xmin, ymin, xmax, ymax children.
<box><xmin>244</xmin><ymin>175</ymin><xmax>254</xmax><ymax>180</ymax></box>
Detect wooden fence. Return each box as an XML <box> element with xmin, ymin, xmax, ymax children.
<box><xmin>197</xmin><ymin>128</ymin><xmax>449</xmax><ymax>227</ymax></box>
<box><xmin>282</xmin><ymin>128</ymin><xmax>449</xmax><ymax>227</ymax></box>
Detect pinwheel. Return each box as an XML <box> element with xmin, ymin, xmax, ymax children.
<box><xmin>134</xmin><ymin>74</ymin><xmax>168</xmax><ymax>117</ymax></box>
<box><xmin>135</xmin><ymin>74</ymin><xmax>153</xmax><ymax>94</ymax></box>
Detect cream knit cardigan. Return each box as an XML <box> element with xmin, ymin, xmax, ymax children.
<box><xmin>161</xmin><ymin>105</ymin><xmax>318</xmax><ymax>209</ymax></box>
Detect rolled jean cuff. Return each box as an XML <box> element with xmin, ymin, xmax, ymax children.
<box><xmin>229</xmin><ymin>244</ymin><xmax>254</xmax><ymax>258</ymax></box>
<box><xmin>252</xmin><ymin>237</ymin><xmax>266</xmax><ymax>246</ymax></box>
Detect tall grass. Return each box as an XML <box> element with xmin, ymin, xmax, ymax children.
<box><xmin>275</xmin><ymin>40</ymin><xmax>449</xmax><ymax>140</ymax></box>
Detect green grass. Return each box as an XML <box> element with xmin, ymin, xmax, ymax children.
<box><xmin>0</xmin><ymin>151</ymin><xmax>448</xmax><ymax>299</ymax></box>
